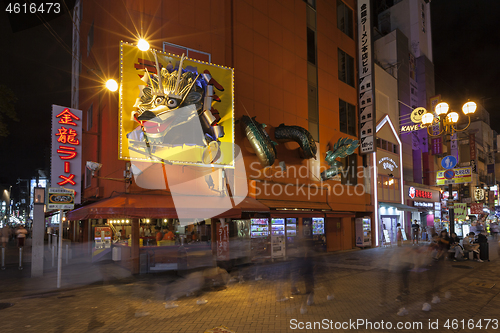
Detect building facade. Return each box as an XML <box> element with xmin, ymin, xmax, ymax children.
<box><xmin>65</xmin><ymin>0</ymin><xmax>374</xmax><ymax>273</ymax></box>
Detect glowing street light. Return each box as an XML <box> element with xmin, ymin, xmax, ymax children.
<box><xmin>137</xmin><ymin>38</ymin><xmax>150</xmax><ymax>51</ymax></box>
<box><xmin>419</xmin><ymin>100</ymin><xmax>477</xmax><ymax>136</ymax></box>
<box><xmin>105</xmin><ymin>79</ymin><xmax>118</xmax><ymax>92</ymax></box>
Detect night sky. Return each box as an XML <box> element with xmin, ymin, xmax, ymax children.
<box><xmin>0</xmin><ymin>0</ymin><xmax>499</xmax><ymax>189</ymax></box>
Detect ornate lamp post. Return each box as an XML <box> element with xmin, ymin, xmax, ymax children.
<box><xmin>420</xmin><ymin>101</ymin><xmax>477</xmax><ymax>235</ymax></box>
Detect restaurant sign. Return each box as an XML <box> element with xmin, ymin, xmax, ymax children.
<box><xmin>51</xmin><ymin>105</ymin><xmax>82</xmax><ymax>204</ymax></box>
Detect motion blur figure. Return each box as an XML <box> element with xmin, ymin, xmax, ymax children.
<box><xmin>164</xmin><ymin>267</ymin><xmax>229</xmax><ymax>308</ymax></box>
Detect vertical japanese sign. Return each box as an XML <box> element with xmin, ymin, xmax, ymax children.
<box><xmin>357</xmin><ymin>0</ymin><xmax>376</xmax><ymax>154</ymax></box>
<box><xmin>470</xmin><ymin>133</ymin><xmax>477</xmax><ymax>173</ymax></box>
<box><xmin>51</xmin><ymin>105</ymin><xmax>82</xmax><ymax>204</ymax></box>
<box><xmin>216</xmin><ymin>222</ymin><xmax>229</xmax><ymax>260</ymax></box>
<box><xmin>431</xmin><ymin>137</ymin><xmax>442</xmax><ymax>155</ymax></box>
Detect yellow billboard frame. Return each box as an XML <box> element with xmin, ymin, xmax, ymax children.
<box><xmin>119</xmin><ymin>41</ymin><xmax>234</xmax><ymax>167</ymax></box>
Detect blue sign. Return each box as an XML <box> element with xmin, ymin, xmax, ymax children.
<box><xmin>442</xmin><ymin>155</ymin><xmax>457</xmax><ymax>169</ymax></box>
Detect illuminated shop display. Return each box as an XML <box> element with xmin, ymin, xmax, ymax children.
<box><xmin>51</xmin><ymin>105</ymin><xmax>82</xmax><ymax>204</ymax></box>
<box><xmin>119</xmin><ymin>42</ymin><xmax>234</xmax><ymax>166</ymax></box>
<box><xmin>286</xmin><ymin>218</ymin><xmax>297</xmax><ymax>237</ymax></box>
<box><xmin>271</xmin><ymin>218</ymin><xmax>285</xmax><ymax>236</ymax></box>
<box><xmin>312</xmin><ymin>217</ymin><xmax>325</xmax><ymax>235</ymax></box>
<box><xmin>250</xmin><ymin>218</ymin><xmax>269</xmax><ymax>238</ymax></box>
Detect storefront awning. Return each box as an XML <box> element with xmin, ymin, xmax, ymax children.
<box><xmin>380</xmin><ymin>202</ymin><xmax>419</xmax><ymax>212</ymax></box>
<box><xmin>258</xmin><ymin>199</ymin><xmax>332</xmax><ymax>218</ymax></box>
<box><xmin>66</xmin><ymin>192</ymin><xmax>269</xmax><ymax>221</ymax></box>
<box><xmin>258</xmin><ymin>199</ymin><xmax>331</xmax><ymax>211</ymax></box>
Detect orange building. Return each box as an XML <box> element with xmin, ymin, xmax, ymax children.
<box><xmin>66</xmin><ymin>0</ymin><xmax>373</xmax><ymax>273</ymax></box>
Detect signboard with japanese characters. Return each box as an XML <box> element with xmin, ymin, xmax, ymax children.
<box><xmin>436</xmin><ymin>167</ymin><xmax>472</xmax><ymax>185</ymax></box>
<box><xmin>51</xmin><ymin>105</ymin><xmax>82</xmax><ymax>204</ymax></box>
<box><xmin>216</xmin><ymin>222</ymin><xmax>229</xmax><ymax>261</ymax></box>
<box><xmin>470</xmin><ymin>203</ymin><xmax>483</xmax><ymax>215</ymax></box>
<box><xmin>357</xmin><ymin>0</ymin><xmax>375</xmax><ymax>154</ymax></box>
<box><xmin>454</xmin><ymin>203</ymin><xmax>467</xmax><ymax>219</ymax></box>
<box><xmin>470</xmin><ymin>133</ymin><xmax>477</xmax><ymax>173</ymax></box>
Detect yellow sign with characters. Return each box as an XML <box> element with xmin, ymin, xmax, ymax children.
<box><xmin>119</xmin><ymin>42</ymin><xmax>234</xmax><ymax>166</ymax></box>
<box><xmin>436</xmin><ymin>167</ymin><xmax>472</xmax><ymax>185</ymax></box>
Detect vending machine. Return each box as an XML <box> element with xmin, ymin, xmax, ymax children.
<box><xmin>250</xmin><ymin>218</ymin><xmax>270</xmax><ymax>258</ymax></box>
<box><xmin>270</xmin><ymin>218</ymin><xmax>286</xmax><ymax>258</ymax></box>
<box><xmin>286</xmin><ymin>218</ymin><xmax>297</xmax><ymax>239</ymax></box>
<box><xmin>355</xmin><ymin>217</ymin><xmax>372</xmax><ymax>248</ymax></box>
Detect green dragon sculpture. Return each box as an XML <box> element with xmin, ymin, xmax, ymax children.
<box><xmin>320</xmin><ymin>137</ymin><xmax>360</xmax><ymax>181</ymax></box>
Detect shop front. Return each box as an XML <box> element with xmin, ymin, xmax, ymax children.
<box><xmin>66</xmin><ymin>192</ymin><xmax>270</xmax><ymax>274</ymax></box>
<box><xmin>404</xmin><ymin>184</ymin><xmax>441</xmax><ymax>237</ymax></box>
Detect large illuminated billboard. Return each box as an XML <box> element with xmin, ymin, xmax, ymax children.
<box><xmin>119</xmin><ymin>42</ymin><xmax>234</xmax><ymax>167</ymax></box>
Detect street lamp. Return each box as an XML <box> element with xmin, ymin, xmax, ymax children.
<box><xmin>420</xmin><ymin>101</ymin><xmax>477</xmax><ymax>235</ymax></box>
<box><xmin>420</xmin><ymin>101</ymin><xmax>477</xmax><ymax>136</ymax></box>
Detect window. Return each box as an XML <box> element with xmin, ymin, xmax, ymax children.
<box><xmin>339</xmin><ymin>99</ymin><xmax>356</xmax><ymax>136</ymax></box>
<box><xmin>87</xmin><ymin>103</ymin><xmax>93</xmax><ymax>131</ymax></box>
<box><xmin>87</xmin><ymin>20</ymin><xmax>94</xmax><ymax>57</ymax></box>
<box><xmin>307</xmin><ymin>28</ymin><xmax>316</xmax><ymax>65</ymax></box>
<box><xmin>341</xmin><ymin>153</ymin><xmax>357</xmax><ymax>185</ymax></box>
<box><xmin>377</xmin><ymin>138</ymin><xmax>399</xmax><ymax>154</ymax></box>
<box><xmin>337</xmin><ymin>0</ymin><xmax>353</xmax><ymax>38</ymax></box>
<box><xmin>308</xmin><ymin>84</ymin><xmax>319</xmax><ymax>141</ymax></box>
<box><xmin>338</xmin><ymin>49</ymin><xmax>354</xmax><ymax>86</ymax></box>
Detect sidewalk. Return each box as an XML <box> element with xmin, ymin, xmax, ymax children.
<box><xmin>0</xmin><ymin>239</ymin><xmax>499</xmax><ymax>332</ymax></box>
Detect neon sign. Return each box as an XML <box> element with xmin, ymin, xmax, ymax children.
<box><xmin>51</xmin><ymin>105</ymin><xmax>82</xmax><ymax>204</ymax></box>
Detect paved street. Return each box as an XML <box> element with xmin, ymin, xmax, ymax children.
<box><xmin>1</xmin><ymin>239</ymin><xmax>500</xmax><ymax>333</ymax></box>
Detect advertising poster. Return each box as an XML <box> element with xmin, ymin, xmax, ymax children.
<box><xmin>92</xmin><ymin>226</ymin><xmax>112</xmax><ymax>262</ymax></box>
<box><xmin>454</xmin><ymin>203</ymin><xmax>467</xmax><ymax>219</ymax></box>
<box><xmin>119</xmin><ymin>42</ymin><xmax>234</xmax><ymax>167</ymax></box>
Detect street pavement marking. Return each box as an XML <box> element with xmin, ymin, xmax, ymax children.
<box><xmin>468</xmin><ymin>282</ymin><xmax>496</xmax><ymax>289</ymax></box>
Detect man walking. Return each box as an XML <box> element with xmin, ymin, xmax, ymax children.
<box><xmin>412</xmin><ymin>220</ymin><xmax>420</xmax><ymax>245</ymax></box>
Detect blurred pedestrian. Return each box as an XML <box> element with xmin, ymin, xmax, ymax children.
<box><xmin>16</xmin><ymin>225</ymin><xmax>28</xmax><ymax>248</ymax></box>
<box><xmin>1</xmin><ymin>224</ymin><xmax>9</xmax><ymax>248</ymax></box>
<box><xmin>397</xmin><ymin>223</ymin><xmax>403</xmax><ymax>247</ymax></box>
<box><xmin>490</xmin><ymin>223</ymin><xmax>499</xmax><ymax>240</ymax></box>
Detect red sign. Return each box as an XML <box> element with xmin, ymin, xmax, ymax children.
<box><xmin>470</xmin><ymin>203</ymin><xmax>483</xmax><ymax>214</ymax></box>
<box><xmin>408</xmin><ymin>186</ymin><xmax>432</xmax><ymax>199</ymax></box>
<box><xmin>216</xmin><ymin>223</ymin><xmax>229</xmax><ymax>261</ymax></box>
